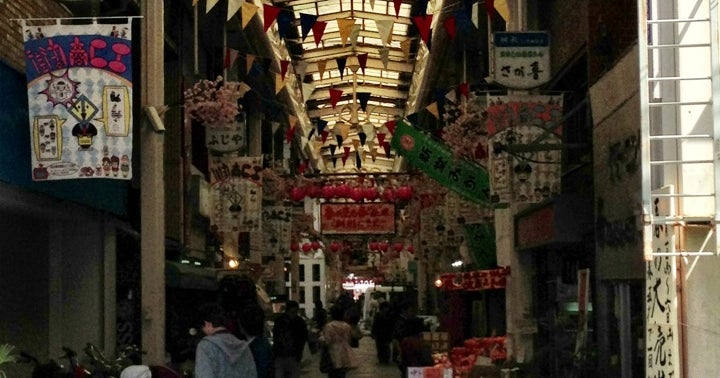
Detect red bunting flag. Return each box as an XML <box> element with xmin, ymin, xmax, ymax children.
<box><xmin>383</xmin><ymin>141</ymin><xmax>391</xmax><ymax>158</ymax></box>
<box><xmin>280</xmin><ymin>60</ymin><xmax>290</xmax><ymax>80</ymax></box>
<box><xmin>385</xmin><ymin>120</ymin><xmax>396</xmax><ymax>135</ymax></box>
<box><xmin>357</xmin><ymin>53</ymin><xmax>368</xmax><ymax>75</ymax></box>
<box><xmin>459</xmin><ymin>82</ymin><xmax>469</xmax><ymax>98</ymax></box>
<box><xmin>312</xmin><ymin>20</ymin><xmax>328</xmax><ymax>47</ymax></box>
<box><xmin>412</xmin><ymin>15</ymin><xmax>433</xmax><ymax>44</ymax></box>
<box><xmin>393</xmin><ymin>0</ymin><xmax>402</xmax><ymax>18</ymax></box>
<box><xmin>321</xmin><ymin>130</ymin><xmax>329</xmax><ymax>143</ymax></box>
<box><xmin>298</xmin><ymin>161</ymin><xmax>306</xmax><ymax>175</ymax></box>
<box><xmin>285</xmin><ymin>126</ymin><xmax>294</xmax><ymax>143</ymax></box>
<box><xmin>329</xmin><ymin>88</ymin><xmax>343</xmax><ymax>109</ymax></box>
<box><xmin>343</xmin><ymin>146</ymin><xmax>351</xmax><ymax>158</ymax></box>
<box><xmin>224</xmin><ymin>48</ymin><xmax>239</xmax><ymax>68</ymax></box>
<box><xmin>484</xmin><ymin>0</ymin><xmax>495</xmax><ymax>18</ymax></box>
<box><xmin>443</xmin><ymin>16</ymin><xmax>457</xmax><ymax>40</ymax></box>
<box><xmin>377</xmin><ymin>132</ymin><xmax>386</xmax><ymax>146</ymax></box>
<box><xmin>263</xmin><ymin>4</ymin><xmax>281</xmax><ymax>32</ymax></box>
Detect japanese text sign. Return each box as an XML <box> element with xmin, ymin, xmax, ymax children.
<box><xmin>321</xmin><ymin>203</ymin><xmax>395</xmax><ymax>234</ymax></box>
<box><xmin>22</xmin><ymin>20</ymin><xmax>134</xmax><ymax>180</ymax></box>
<box><xmin>493</xmin><ymin>31</ymin><xmax>550</xmax><ymax>89</ymax></box>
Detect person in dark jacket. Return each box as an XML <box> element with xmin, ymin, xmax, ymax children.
<box><xmin>194</xmin><ymin>302</ymin><xmax>257</xmax><ymax>378</ymax></box>
<box><xmin>371</xmin><ymin>301</ymin><xmax>394</xmax><ymax>364</ymax></box>
<box><xmin>272</xmin><ymin>301</ymin><xmax>308</xmax><ymax>378</ymax></box>
<box><xmin>238</xmin><ymin>304</ymin><xmax>273</xmax><ymax>378</ymax></box>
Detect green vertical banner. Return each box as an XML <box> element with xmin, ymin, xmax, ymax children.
<box><xmin>391</xmin><ymin>120</ymin><xmax>490</xmax><ymax>203</ymax></box>
<box><xmin>464</xmin><ymin>223</ymin><xmax>497</xmax><ymax>269</ymax></box>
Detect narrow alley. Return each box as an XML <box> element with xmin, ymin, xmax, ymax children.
<box><xmin>301</xmin><ymin>336</ymin><xmax>400</xmax><ymax>378</ymax></box>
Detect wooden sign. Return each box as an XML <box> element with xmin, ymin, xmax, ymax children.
<box><xmin>320</xmin><ymin>203</ymin><xmax>395</xmax><ymax>234</ymax></box>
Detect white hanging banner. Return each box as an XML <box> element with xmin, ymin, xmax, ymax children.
<box><xmin>22</xmin><ymin>19</ymin><xmax>134</xmax><ymax>180</ymax></box>
<box><xmin>492</xmin><ymin>31</ymin><xmax>550</xmax><ymax>89</ymax></box>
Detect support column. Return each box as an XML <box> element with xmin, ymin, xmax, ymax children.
<box><xmin>141</xmin><ymin>0</ymin><xmax>166</xmax><ymax>365</ymax></box>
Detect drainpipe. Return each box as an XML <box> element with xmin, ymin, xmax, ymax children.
<box><xmin>140</xmin><ymin>0</ymin><xmax>166</xmax><ymax>365</ymax></box>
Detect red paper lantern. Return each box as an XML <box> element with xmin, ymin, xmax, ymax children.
<box><xmin>301</xmin><ymin>243</ymin><xmax>312</xmax><ymax>252</ymax></box>
<box><xmin>393</xmin><ymin>242</ymin><xmax>404</xmax><ymax>252</ymax></box>
<box><xmin>350</xmin><ymin>187</ymin><xmax>365</xmax><ymax>202</ymax></box>
<box><xmin>396</xmin><ymin>185</ymin><xmax>413</xmax><ymax>201</ymax></box>
<box><xmin>382</xmin><ymin>187</ymin><xmax>396</xmax><ymax>202</ymax></box>
<box><xmin>364</xmin><ymin>187</ymin><xmax>378</xmax><ymax>201</ymax></box>
<box><xmin>306</xmin><ymin>185</ymin><xmax>322</xmax><ymax>198</ymax></box>
<box><xmin>330</xmin><ymin>242</ymin><xmax>341</xmax><ymax>252</ymax></box>
<box><xmin>322</xmin><ymin>185</ymin><xmax>336</xmax><ymax>200</ymax></box>
<box><xmin>406</xmin><ymin>245</ymin><xmax>415</xmax><ymax>254</ymax></box>
<box><xmin>378</xmin><ymin>241</ymin><xmax>389</xmax><ymax>252</ymax></box>
<box><xmin>335</xmin><ymin>183</ymin><xmax>351</xmax><ymax>198</ymax></box>
<box><xmin>290</xmin><ymin>242</ymin><xmax>299</xmax><ymax>252</ymax></box>
<box><xmin>289</xmin><ymin>187</ymin><xmax>306</xmax><ymax>202</ymax></box>
<box><xmin>368</xmin><ymin>241</ymin><xmax>379</xmax><ymax>251</ymax></box>
<box><xmin>310</xmin><ymin>241</ymin><xmax>321</xmax><ymax>250</ymax></box>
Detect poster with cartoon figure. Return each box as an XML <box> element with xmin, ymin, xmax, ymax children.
<box><xmin>22</xmin><ymin>19</ymin><xmax>133</xmax><ymax>180</ymax></box>
<box><xmin>209</xmin><ymin>156</ymin><xmax>264</xmax><ymax>234</ymax></box>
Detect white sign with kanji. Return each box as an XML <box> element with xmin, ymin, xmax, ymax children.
<box><xmin>493</xmin><ymin>31</ymin><xmax>550</xmax><ymax>89</ymax></box>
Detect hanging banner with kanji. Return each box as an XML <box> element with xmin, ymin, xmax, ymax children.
<box><xmin>22</xmin><ymin>19</ymin><xmax>134</xmax><ymax>180</ymax></box>
<box><xmin>485</xmin><ymin>95</ymin><xmax>563</xmax><ymax>204</ymax></box>
<box><xmin>262</xmin><ymin>205</ymin><xmax>293</xmax><ymax>257</ymax></box>
<box><xmin>209</xmin><ymin>156</ymin><xmax>263</xmax><ymax>233</ymax></box>
<box><xmin>391</xmin><ymin>120</ymin><xmax>490</xmax><ymax>204</ymax></box>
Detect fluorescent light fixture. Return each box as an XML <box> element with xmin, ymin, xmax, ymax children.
<box><xmin>451</xmin><ymin>260</ymin><xmax>463</xmax><ymax>267</ymax></box>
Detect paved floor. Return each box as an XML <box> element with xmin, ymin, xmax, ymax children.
<box><xmin>300</xmin><ymin>335</ymin><xmax>400</xmax><ymax>378</ymax></box>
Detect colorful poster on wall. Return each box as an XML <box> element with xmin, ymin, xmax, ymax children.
<box><xmin>209</xmin><ymin>156</ymin><xmax>263</xmax><ymax>234</ymax></box>
<box><xmin>486</xmin><ymin>95</ymin><xmax>563</xmax><ymax>204</ymax></box>
<box><xmin>22</xmin><ymin>19</ymin><xmax>134</xmax><ymax>180</ymax></box>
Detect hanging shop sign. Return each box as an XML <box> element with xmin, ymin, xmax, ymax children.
<box><xmin>391</xmin><ymin>121</ymin><xmax>490</xmax><ymax>204</ymax></box>
<box><xmin>320</xmin><ymin>203</ymin><xmax>395</xmax><ymax>234</ymax></box>
<box><xmin>437</xmin><ymin>267</ymin><xmax>510</xmax><ymax>291</ymax></box>
<box><xmin>492</xmin><ymin>31</ymin><xmax>550</xmax><ymax>89</ymax></box>
<box><xmin>22</xmin><ymin>19</ymin><xmax>134</xmax><ymax>180</ymax></box>
<box><xmin>205</xmin><ymin>120</ymin><xmax>247</xmax><ymax>154</ymax></box>
<box><xmin>209</xmin><ymin>156</ymin><xmax>263</xmax><ymax>233</ymax></box>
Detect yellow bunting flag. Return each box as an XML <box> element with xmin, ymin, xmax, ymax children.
<box><xmin>496</xmin><ymin>0</ymin><xmax>510</xmax><ymax>21</ymax></box>
<box><xmin>368</xmin><ymin>141</ymin><xmax>377</xmax><ymax>161</ymax></box>
<box><xmin>426</xmin><ymin>102</ymin><xmax>439</xmax><ymax>119</ymax></box>
<box><xmin>238</xmin><ymin>81</ymin><xmax>251</xmax><ymax>97</ymax></box>
<box><xmin>241</xmin><ymin>2</ymin><xmax>259</xmax><ymax>29</ymax></box>
<box><xmin>227</xmin><ymin>0</ymin><xmax>244</xmax><ymax>21</ymax></box>
<box><xmin>206</xmin><ymin>0</ymin><xmax>220</xmax><ymax>13</ymax></box>
<box><xmin>352</xmin><ymin>138</ymin><xmax>360</xmax><ymax>151</ymax></box>
<box><xmin>193</xmin><ymin>0</ymin><xmax>199</xmax><ymax>6</ymax></box>
<box><xmin>337</xmin><ymin>121</ymin><xmax>350</xmax><ymax>140</ymax></box>
<box><xmin>400</xmin><ymin>39</ymin><xmax>412</xmax><ymax>62</ymax></box>
<box><xmin>337</xmin><ymin>18</ymin><xmax>357</xmax><ymax>46</ymax></box>
<box><xmin>246</xmin><ymin>54</ymin><xmax>256</xmax><ymax>75</ymax></box>
<box><xmin>375</xmin><ymin>19</ymin><xmax>394</xmax><ymax>46</ymax></box>
<box><xmin>317</xmin><ymin>60</ymin><xmax>327</xmax><ymax>79</ymax></box>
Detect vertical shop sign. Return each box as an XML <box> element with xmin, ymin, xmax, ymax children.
<box><xmin>262</xmin><ymin>205</ymin><xmax>293</xmax><ymax>257</ymax></box>
<box><xmin>575</xmin><ymin>268</ymin><xmax>590</xmax><ymax>355</ymax></box>
<box><xmin>22</xmin><ymin>19</ymin><xmax>134</xmax><ymax>180</ymax></box>
<box><xmin>486</xmin><ymin>95</ymin><xmax>563</xmax><ymax>204</ymax></box>
<box><xmin>391</xmin><ymin>120</ymin><xmax>490</xmax><ymax>204</ymax></box>
<box><xmin>646</xmin><ymin>186</ymin><xmax>679</xmax><ymax>378</ymax></box>
<box><xmin>492</xmin><ymin>31</ymin><xmax>550</xmax><ymax>89</ymax></box>
<box><xmin>209</xmin><ymin>156</ymin><xmax>263</xmax><ymax>234</ymax></box>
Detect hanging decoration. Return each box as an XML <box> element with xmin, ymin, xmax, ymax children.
<box><xmin>23</xmin><ymin>18</ymin><xmax>135</xmax><ymax>181</ymax></box>
<box><xmin>209</xmin><ymin>156</ymin><xmax>264</xmax><ymax>234</ymax></box>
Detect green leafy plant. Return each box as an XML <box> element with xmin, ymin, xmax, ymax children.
<box><xmin>0</xmin><ymin>343</ymin><xmax>17</xmax><ymax>378</ymax></box>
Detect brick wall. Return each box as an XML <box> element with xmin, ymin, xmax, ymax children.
<box><xmin>0</xmin><ymin>0</ymin><xmax>71</xmax><ymax>72</ymax></box>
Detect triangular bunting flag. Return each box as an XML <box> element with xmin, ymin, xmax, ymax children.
<box><xmin>357</xmin><ymin>92</ymin><xmax>371</xmax><ymax>111</ymax></box>
<box><xmin>300</xmin><ymin>13</ymin><xmax>319</xmax><ymax>41</ymax></box>
<box><xmin>224</xmin><ymin>48</ymin><xmax>239</xmax><ymax>69</ymax></box>
<box><xmin>193</xmin><ymin>0</ymin><xmax>199</xmax><ymax>6</ymax></box>
<box><xmin>352</xmin><ymin>138</ymin><xmax>360</xmax><ymax>151</ymax></box>
<box><xmin>400</xmin><ymin>39</ymin><xmax>412</xmax><ymax>62</ymax></box>
<box><xmin>246</xmin><ymin>54</ymin><xmax>256</xmax><ymax>75</ymax></box>
<box><xmin>412</xmin><ymin>15</ymin><xmax>433</xmax><ymax>44</ymax></box>
<box><xmin>293</xmin><ymin>61</ymin><xmax>308</xmax><ymax>79</ymax></box>
<box><xmin>302</xmin><ymin>82</ymin><xmax>316</xmax><ymax>101</ymax></box>
<box><xmin>459</xmin><ymin>82</ymin><xmax>469</xmax><ymax>98</ymax></box>
<box><xmin>241</xmin><ymin>2</ymin><xmax>259</xmax><ymax>29</ymax></box>
<box><xmin>337</xmin><ymin>18</ymin><xmax>356</xmax><ymax>46</ymax></box>
<box><xmin>298</xmin><ymin>160</ymin><xmax>306</xmax><ymax>175</ymax></box>
<box><xmin>337</xmin><ymin>122</ymin><xmax>350</xmax><ymax>140</ymax></box>
<box><xmin>329</xmin><ymin>144</ymin><xmax>337</xmax><ymax>156</ymax></box>
<box><xmin>445</xmin><ymin>88</ymin><xmax>458</xmax><ymax>104</ymax></box>
<box><xmin>377</xmin><ymin>132</ymin><xmax>386</xmax><ymax>146</ymax></box>
<box><xmin>443</xmin><ymin>16</ymin><xmax>457</xmax><ymax>40</ymax></box>
<box><xmin>485</xmin><ymin>0</ymin><xmax>495</xmax><ymax>17</ymax></box>
<box><xmin>496</xmin><ymin>0</ymin><xmax>510</xmax><ymax>21</ymax></box>
<box><xmin>308</xmin><ymin>127</ymin><xmax>316</xmax><ymax>140</ymax></box>
<box><xmin>375</xmin><ymin>19</ymin><xmax>395</xmax><ymax>46</ymax></box>
<box><xmin>358</xmin><ymin>132</ymin><xmax>367</xmax><ymax>145</ymax></box>
<box><xmin>317</xmin><ymin>119</ymin><xmax>328</xmax><ymax>134</ymax></box>
<box><xmin>343</xmin><ymin>146</ymin><xmax>351</xmax><ymax>158</ymax></box>
<box><xmin>357</xmin><ymin>53</ymin><xmax>368</xmax><ymax>75</ymax></box>
<box><xmin>453</xmin><ymin>7</ymin><xmax>474</xmax><ymax>33</ymax></box>
<box><xmin>350</xmin><ymin>24</ymin><xmax>362</xmax><ymax>48</ymax></box>
<box><xmin>362</xmin><ymin>122</ymin><xmax>376</xmax><ymax>140</ymax></box>
<box><xmin>271</xmin><ymin>121</ymin><xmax>280</xmax><ymax>134</ymax></box>
<box><xmin>426</xmin><ymin>102</ymin><xmax>439</xmax><ymax>119</ymax></box>
<box><xmin>342</xmin><ymin>154</ymin><xmax>348</xmax><ymax>166</ymax></box>
<box><xmin>332</xmin><ymin>157</ymin><xmax>338</xmax><ymax>168</ymax></box>
<box><xmin>406</xmin><ymin>112</ymin><xmax>419</xmax><ymax>125</ymax></box>
<box><xmin>206</xmin><ymin>0</ymin><xmax>220</xmax><ymax>13</ymax></box>
<box><xmin>385</xmin><ymin>120</ymin><xmax>396</xmax><ymax>135</ymax></box>
<box><xmin>358</xmin><ymin>147</ymin><xmax>365</xmax><ymax>163</ymax></box>
<box><xmin>289</xmin><ymin>114</ymin><xmax>299</xmax><ymax>130</ymax></box>
<box><xmin>321</xmin><ymin>130</ymin><xmax>329</xmax><ymax>143</ymax></box>
<box><xmin>227</xmin><ymin>0</ymin><xmax>244</xmax><ymax>21</ymax></box>
<box><xmin>275</xmin><ymin>73</ymin><xmax>285</xmax><ymax>94</ymax></box>
<box><xmin>336</xmin><ymin>56</ymin><xmax>347</xmax><ymax>79</ymax></box>
<box><xmin>378</xmin><ymin>47</ymin><xmax>390</xmax><ymax>69</ymax></box>
<box><xmin>285</xmin><ymin>126</ymin><xmax>295</xmax><ymax>143</ymax></box>
<box><xmin>336</xmin><ymin>135</ymin><xmax>344</xmax><ymax>146</ymax></box>
<box><xmin>317</xmin><ymin>60</ymin><xmax>327</xmax><ymax>79</ymax></box>
<box><xmin>277</xmin><ymin>11</ymin><xmax>294</xmax><ymax>38</ymax></box>
<box><xmin>312</xmin><ymin>20</ymin><xmax>328</xmax><ymax>47</ymax></box>
<box><xmin>356</xmin><ymin>151</ymin><xmax>362</xmax><ymax>169</ymax></box>
<box><xmin>471</xmin><ymin>2</ymin><xmax>480</xmax><ymax>29</ymax></box>
<box><xmin>329</xmin><ymin>89</ymin><xmax>343</xmax><ymax>109</ymax></box>
<box><xmin>368</xmin><ymin>141</ymin><xmax>377</xmax><ymax>161</ymax></box>
<box><xmin>383</xmin><ymin>141</ymin><xmax>391</xmax><ymax>158</ymax></box>
<box><xmin>393</xmin><ymin>0</ymin><xmax>402</xmax><ymax>18</ymax></box>
<box><xmin>280</xmin><ymin>60</ymin><xmax>290</xmax><ymax>80</ymax></box>
<box><xmin>238</xmin><ymin>82</ymin><xmax>251</xmax><ymax>97</ymax></box>
<box><xmin>263</xmin><ymin>4</ymin><xmax>281</xmax><ymax>32</ymax></box>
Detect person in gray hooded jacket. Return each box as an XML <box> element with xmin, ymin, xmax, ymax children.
<box><xmin>195</xmin><ymin>302</ymin><xmax>258</xmax><ymax>378</ymax></box>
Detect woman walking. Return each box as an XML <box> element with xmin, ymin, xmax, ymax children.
<box><xmin>319</xmin><ymin>305</ymin><xmax>357</xmax><ymax>378</ymax></box>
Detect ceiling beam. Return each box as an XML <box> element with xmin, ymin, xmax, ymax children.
<box><xmin>308</xmin><ymin>105</ymin><xmax>403</xmax><ymax>118</ymax></box>
<box><xmin>308</xmin><ymin>85</ymin><xmax>407</xmax><ymax>100</ymax></box>
<box><xmin>312</xmin><ymin>74</ymin><xmax>405</xmax><ymax>86</ymax></box>
<box><xmin>300</xmin><ymin>43</ymin><xmax>407</xmax><ymax>60</ymax></box>
<box><xmin>304</xmin><ymin>58</ymin><xmax>413</xmax><ymax>74</ymax></box>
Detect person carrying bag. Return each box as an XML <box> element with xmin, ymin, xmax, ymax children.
<box><xmin>319</xmin><ymin>305</ymin><xmax>357</xmax><ymax>378</ymax></box>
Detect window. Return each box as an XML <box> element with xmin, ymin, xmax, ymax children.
<box><xmin>299</xmin><ymin>287</ymin><xmax>306</xmax><ymax>304</ymax></box>
<box><xmin>299</xmin><ymin>264</ymin><xmax>306</xmax><ymax>282</ymax></box>
<box><xmin>312</xmin><ymin>264</ymin><xmax>321</xmax><ymax>281</ymax></box>
<box><xmin>313</xmin><ymin>286</ymin><xmax>321</xmax><ymax>304</ymax></box>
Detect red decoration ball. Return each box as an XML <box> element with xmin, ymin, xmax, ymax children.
<box><xmin>364</xmin><ymin>187</ymin><xmax>378</xmax><ymax>201</ymax></box>
<box><xmin>369</xmin><ymin>241</ymin><xmax>379</xmax><ymax>251</ymax></box>
<box><xmin>350</xmin><ymin>187</ymin><xmax>365</xmax><ymax>202</ymax></box>
<box><xmin>406</xmin><ymin>245</ymin><xmax>415</xmax><ymax>254</ymax></box>
<box><xmin>301</xmin><ymin>243</ymin><xmax>312</xmax><ymax>252</ymax></box>
<box><xmin>382</xmin><ymin>188</ymin><xmax>396</xmax><ymax>202</ymax></box>
<box><xmin>330</xmin><ymin>242</ymin><xmax>341</xmax><ymax>252</ymax></box>
<box><xmin>310</xmin><ymin>241</ymin><xmax>321</xmax><ymax>250</ymax></box>
<box><xmin>290</xmin><ymin>242</ymin><xmax>299</xmax><ymax>252</ymax></box>
<box><xmin>322</xmin><ymin>185</ymin><xmax>336</xmax><ymax>200</ymax></box>
<box><xmin>396</xmin><ymin>186</ymin><xmax>413</xmax><ymax>201</ymax></box>
<box><xmin>289</xmin><ymin>187</ymin><xmax>306</xmax><ymax>202</ymax></box>
<box><xmin>393</xmin><ymin>242</ymin><xmax>404</xmax><ymax>252</ymax></box>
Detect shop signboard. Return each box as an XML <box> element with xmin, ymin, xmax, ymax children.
<box><xmin>320</xmin><ymin>203</ymin><xmax>395</xmax><ymax>234</ymax></box>
<box><xmin>492</xmin><ymin>31</ymin><xmax>550</xmax><ymax>89</ymax></box>
<box><xmin>407</xmin><ymin>367</ymin><xmax>452</xmax><ymax>378</ymax></box>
